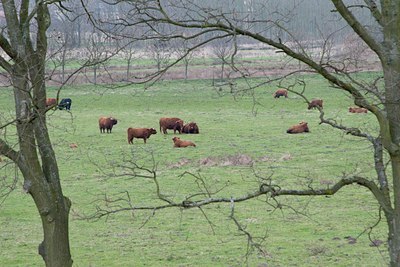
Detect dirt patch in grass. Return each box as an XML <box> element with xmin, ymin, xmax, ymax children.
<box><xmin>168</xmin><ymin>153</ymin><xmax>293</xmax><ymax>168</ymax></box>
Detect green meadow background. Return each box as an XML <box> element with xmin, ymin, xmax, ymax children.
<box><xmin>0</xmin><ymin>75</ymin><xmax>388</xmax><ymax>266</ymax></box>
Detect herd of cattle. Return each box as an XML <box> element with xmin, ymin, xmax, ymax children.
<box><xmin>99</xmin><ymin>116</ymin><xmax>199</xmax><ymax>147</ymax></box>
<box><xmin>272</xmin><ymin>89</ymin><xmax>368</xmax><ymax>134</ymax></box>
<box><xmin>46</xmin><ymin>89</ymin><xmax>368</xmax><ymax>147</ymax></box>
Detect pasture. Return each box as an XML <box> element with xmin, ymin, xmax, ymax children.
<box><xmin>0</xmin><ymin>75</ymin><xmax>388</xmax><ymax>266</ymax></box>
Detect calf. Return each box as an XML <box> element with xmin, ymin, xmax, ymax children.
<box><xmin>182</xmin><ymin>122</ymin><xmax>199</xmax><ymax>134</ymax></box>
<box><xmin>273</xmin><ymin>89</ymin><xmax>288</xmax><ymax>98</ymax></box>
<box><xmin>349</xmin><ymin>107</ymin><xmax>368</xmax><ymax>113</ymax></box>
<box><xmin>159</xmin><ymin>117</ymin><xmax>184</xmax><ymax>134</ymax></box>
<box><xmin>308</xmin><ymin>99</ymin><xmax>323</xmax><ymax>110</ymax></box>
<box><xmin>127</xmin><ymin>127</ymin><xmax>157</xmax><ymax>144</ymax></box>
<box><xmin>286</xmin><ymin>121</ymin><xmax>310</xmax><ymax>134</ymax></box>
<box><xmin>172</xmin><ymin>137</ymin><xmax>196</xmax><ymax>148</ymax></box>
<box><xmin>99</xmin><ymin>117</ymin><xmax>118</xmax><ymax>133</ymax></box>
<box><xmin>58</xmin><ymin>98</ymin><xmax>72</xmax><ymax>110</ymax></box>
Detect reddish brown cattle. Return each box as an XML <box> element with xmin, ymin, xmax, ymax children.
<box><xmin>172</xmin><ymin>137</ymin><xmax>196</xmax><ymax>148</ymax></box>
<box><xmin>46</xmin><ymin>98</ymin><xmax>57</xmax><ymax>108</ymax></box>
<box><xmin>69</xmin><ymin>143</ymin><xmax>78</xmax><ymax>149</ymax></box>
<box><xmin>349</xmin><ymin>107</ymin><xmax>368</xmax><ymax>113</ymax></box>
<box><xmin>182</xmin><ymin>122</ymin><xmax>199</xmax><ymax>134</ymax></box>
<box><xmin>127</xmin><ymin>127</ymin><xmax>157</xmax><ymax>144</ymax></box>
<box><xmin>99</xmin><ymin>117</ymin><xmax>118</xmax><ymax>133</ymax></box>
<box><xmin>308</xmin><ymin>99</ymin><xmax>323</xmax><ymax>110</ymax></box>
<box><xmin>159</xmin><ymin>117</ymin><xmax>184</xmax><ymax>134</ymax></box>
<box><xmin>286</xmin><ymin>121</ymin><xmax>310</xmax><ymax>134</ymax></box>
<box><xmin>273</xmin><ymin>89</ymin><xmax>288</xmax><ymax>98</ymax></box>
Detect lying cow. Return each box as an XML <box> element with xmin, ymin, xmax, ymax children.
<box><xmin>349</xmin><ymin>107</ymin><xmax>368</xmax><ymax>113</ymax></box>
<box><xmin>182</xmin><ymin>122</ymin><xmax>199</xmax><ymax>134</ymax></box>
<box><xmin>273</xmin><ymin>89</ymin><xmax>288</xmax><ymax>98</ymax></box>
<box><xmin>46</xmin><ymin>98</ymin><xmax>57</xmax><ymax>108</ymax></box>
<box><xmin>58</xmin><ymin>98</ymin><xmax>72</xmax><ymax>110</ymax></box>
<box><xmin>99</xmin><ymin>117</ymin><xmax>118</xmax><ymax>133</ymax></box>
<box><xmin>286</xmin><ymin>121</ymin><xmax>310</xmax><ymax>134</ymax></box>
<box><xmin>159</xmin><ymin>117</ymin><xmax>184</xmax><ymax>134</ymax></box>
<box><xmin>172</xmin><ymin>137</ymin><xmax>196</xmax><ymax>148</ymax></box>
<box><xmin>127</xmin><ymin>127</ymin><xmax>157</xmax><ymax>144</ymax></box>
<box><xmin>308</xmin><ymin>99</ymin><xmax>323</xmax><ymax>110</ymax></box>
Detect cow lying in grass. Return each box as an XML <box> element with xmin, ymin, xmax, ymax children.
<box><xmin>349</xmin><ymin>107</ymin><xmax>368</xmax><ymax>113</ymax></box>
<box><xmin>127</xmin><ymin>128</ymin><xmax>157</xmax><ymax>144</ymax></box>
<box><xmin>286</xmin><ymin>121</ymin><xmax>309</xmax><ymax>134</ymax></box>
<box><xmin>182</xmin><ymin>122</ymin><xmax>199</xmax><ymax>134</ymax></box>
<box><xmin>172</xmin><ymin>137</ymin><xmax>196</xmax><ymax>147</ymax></box>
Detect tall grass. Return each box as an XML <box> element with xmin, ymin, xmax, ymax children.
<box><xmin>0</xmin><ymin>76</ymin><xmax>388</xmax><ymax>266</ymax></box>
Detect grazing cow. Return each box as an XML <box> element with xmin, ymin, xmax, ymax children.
<box><xmin>182</xmin><ymin>122</ymin><xmax>199</xmax><ymax>134</ymax></box>
<box><xmin>172</xmin><ymin>137</ymin><xmax>196</xmax><ymax>148</ymax></box>
<box><xmin>286</xmin><ymin>121</ymin><xmax>310</xmax><ymax>134</ymax></box>
<box><xmin>159</xmin><ymin>117</ymin><xmax>184</xmax><ymax>134</ymax></box>
<box><xmin>349</xmin><ymin>107</ymin><xmax>368</xmax><ymax>113</ymax></box>
<box><xmin>127</xmin><ymin>127</ymin><xmax>157</xmax><ymax>144</ymax></box>
<box><xmin>58</xmin><ymin>98</ymin><xmax>72</xmax><ymax>110</ymax></box>
<box><xmin>46</xmin><ymin>98</ymin><xmax>57</xmax><ymax>108</ymax></box>
<box><xmin>308</xmin><ymin>99</ymin><xmax>323</xmax><ymax>110</ymax></box>
<box><xmin>99</xmin><ymin>117</ymin><xmax>118</xmax><ymax>133</ymax></box>
<box><xmin>273</xmin><ymin>89</ymin><xmax>288</xmax><ymax>98</ymax></box>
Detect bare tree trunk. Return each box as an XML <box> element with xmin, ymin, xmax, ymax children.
<box><xmin>0</xmin><ymin>0</ymin><xmax>73</xmax><ymax>265</ymax></box>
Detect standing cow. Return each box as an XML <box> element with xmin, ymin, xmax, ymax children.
<box><xmin>127</xmin><ymin>128</ymin><xmax>157</xmax><ymax>144</ymax></box>
<box><xmin>182</xmin><ymin>122</ymin><xmax>199</xmax><ymax>134</ymax></box>
<box><xmin>308</xmin><ymin>99</ymin><xmax>323</xmax><ymax>110</ymax></box>
<box><xmin>159</xmin><ymin>117</ymin><xmax>184</xmax><ymax>134</ymax></box>
<box><xmin>58</xmin><ymin>98</ymin><xmax>72</xmax><ymax>110</ymax></box>
<box><xmin>273</xmin><ymin>89</ymin><xmax>288</xmax><ymax>98</ymax></box>
<box><xmin>99</xmin><ymin>117</ymin><xmax>118</xmax><ymax>133</ymax></box>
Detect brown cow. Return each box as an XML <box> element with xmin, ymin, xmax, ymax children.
<box><xmin>46</xmin><ymin>98</ymin><xmax>57</xmax><ymax>108</ymax></box>
<box><xmin>172</xmin><ymin>137</ymin><xmax>196</xmax><ymax>148</ymax></box>
<box><xmin>159</xmin><ymin>117</ymin><xmax>184</xmax><ymax>134</ymax></box>
<box><xmin>99</xmin><ymin>117</ymin><xmax>118</xmax><ymax>133</ymax></box>
<box><xmin>349</xmin><ymin>107</ymin><xmax>368</xmax><ymax>113</ymax></box>
<box><xmin>286</xmin><ymin>121</ymin><xmax>310</xmax><ymax>134</ymax></box>
<box><xmin>273</xmin><ymin>89</ymin><xmax>288</xmax><ymax>98</ymax></box>
<box><xmin>182</xmin><ymin>122</ymin><xmax>199</xmax><ymax>134</ymax></box>
<box><xmin>127</xmin><ymin>127</ymin><xmax>157</xmax><ymax>144</ymax></box>
<box><xmin>308</xmin><ymin>99</ymin><xmax>323</xmax><ymax>110</ymax></box>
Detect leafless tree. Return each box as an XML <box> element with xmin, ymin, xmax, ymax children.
<box><xmin>87</xmin><ymin>1</ymin><xmax>400</xmax><ymax>265</ymax></box>
<box><xmin>0</xmin><ymin>0</ymin><xmax>73</xmax><ymax>266</ymax></box>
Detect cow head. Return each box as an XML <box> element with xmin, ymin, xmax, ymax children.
<box><xmin>149</xmin><ymin>128</ymin><xmax>157</xmax><ymax>134</ymax></box>
<box><xmin>110</xmin><ymin>117</ymin><xmax>118</xmax><ymax>125</ymax></box>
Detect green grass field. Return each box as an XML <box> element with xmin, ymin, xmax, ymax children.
<box><xmin>0</xmin><ymin>75</ymin><xmax>388</xmax><ymax>266</ymax></box>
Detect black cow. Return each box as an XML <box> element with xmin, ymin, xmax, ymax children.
<box><xmin>58</xmin><ymin>98</ymin><xmax>72</xmax><ymax>110</ymax></box>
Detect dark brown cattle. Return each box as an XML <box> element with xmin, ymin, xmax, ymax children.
<box><xmin>172</xmin><ymin>137</ymin><xmax>196</xmax><ymax>148</ymax></box>
<box><xmin>182</xmin><ymin>122</ymin><xmax>199</xmax><ymax>134</ymax></box>
<box><xmin>46</xmin><ymin>98</ymin><xmax>57</xmax><ymax>108</ymax></box>
<box><xmin>286</xmin><ymin>121</ymin><xmax>310</xmax><ymax>134</ymax></box>
<box><xmin>159</xmin><ymin>117</ymin><xmax>184</xmax><ymax>134</ymax></box>
<box><xmin>349</xmin><ymin>107</ymin><xmax>368</xmax><ymax>113</ymax></box>
<box><xmin>99</xmin><ymin>117</ymin><xmax>118</xmax><ymax>133</ymax></box>
<box><xmin>273</xmin><ymin>89</ymin><xmax>288</xmax><ymax>98</ymax></box>
<box><xmin>127</xmin><ymin>127</ymin><xmax>157</xmax><ymax>144</ymax></box>
<box><xmin>308</xmin><ymin>99</ymin><xmax>323</xmax><ymax>110</ymax></box>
